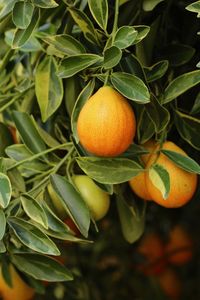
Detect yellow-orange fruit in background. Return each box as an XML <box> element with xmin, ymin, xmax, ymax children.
<box><xmin>158</xmin><ymin>267</ymin><xmax>181</xmax><ymax>300</ymax></box>
<box><xmin>129</xmin><ymin>140</ymin><xmax>158</xmax><ymax>200</ymax></box>
<box><xmin>165</xmin><ymin>225</ymin><xmax>193</xmax><ymax>266</ymax></box>
<box><xmin>136</xmin><ymin>232</ymin><xmax>166</xmax><ymax>275</ymax></box>
<box><xmin>146</xmin><ymin>141</ymin><xmax>198</xmax><ymax>208</ymax></box>
<box><xmin>77</xmin><ymin>86</ymin><xmax>136</xmax><ymax>157</ymax></box>
<box><xmin>0</xmin><ymin>264</ymin><xmax>35</xmax><ymax>300</ymax></box>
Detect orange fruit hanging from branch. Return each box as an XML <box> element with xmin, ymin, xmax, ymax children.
<box><xmin>77</xmin><ymin>86</ymin><xmax>136</xmax><ymax>157</ymax></box>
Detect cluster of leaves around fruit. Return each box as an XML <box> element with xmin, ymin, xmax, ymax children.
<box><xmin>0</xmin><ymin>0</ymin><xmax>199</xmax><ymax>292</ymax></box>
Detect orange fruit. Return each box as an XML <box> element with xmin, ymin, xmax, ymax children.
<box><xmin>165</xmin><ymin>225</ymin><xmax>193</xmax><ymax>266</ymax></box>
<box><xmin>77</xmin><ymin>86</ymin><xmax>136</xmax><ymax>157</ymax></box>
<box><xmin>129</xmin><ymin>140</ymin><xmax>158</xmax><ymax>200</ymax></box>
<box><xmin>158</xmin><ymin>267</ymin><xmax>181</xmax><ymax>300</ymax></box>
<box><xmin>136</xmin><ymin>232</ymin><xmax>166</xmax><ymax>275</ymax></box>
<box><xmin>146</xmin><ymin>141</ymin><xmax>198</xmax><ymax>208</ymax></box>
<box><xmin>0</xmin><ymin>264</ymin><xmax>35</xmax><ymax>300</ymax></box>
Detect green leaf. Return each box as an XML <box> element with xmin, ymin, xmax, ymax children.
<box><xmin>103</xmin><ymin>46</ymin><xmax>122</xmax><ymax>69</ymax></box>
<box><xmin>42</xmin><ymin>34</ymin><xmax>86</xmax><ymax>56</ymax></box>
<box><xmin>35</xmin><ymin>56</ymin><xmax>63</xmax><ymax>122</ymax></box>
<box><xmin>5</xmin><ymin>30</ymin><xmax>42</xmax><ymax>52</ymax></box>
<box><xmin>50</xmin><ymin>174</ymin><xmax>90</xmax><ymax>237</ymax></box>
<box><xmin>71</xmin><ymin>79</ymin><xmax>95</xmax><ymax>143</ymax></box>
<box><xmin>133</xmin><ymin>25</ymin><xmax>150</xmax><ymax>44</ymax></box>
<box><xmin>76</xmin><ymin>157</ymin><xmax>143</xmax><ymax>184</ymax></box>
<box><xmin>0</xmin><ymin>0</ymin><xmax>18</xmax><ymax>22</ymax></box>
<box><xmin>113</xmin><ymin>26</ymin><xmax>137</xmax><ymax>49</ymax></box>
<box><xmin>0</xmin><ymin>240</ymin><xmax>6</xmax><ymax>253</ymax></box>
<box><xmin>0</xmin><ymin>173</ymin><xmax>12</xmax><ymax>209</ymax></box>
<box><xmin>163</xmin><ymin>70</ymin><xmax>200</xmax><ymax>104</ymax></box>
<box><xmin>191</xmin><ymin>92</ymin><xmax>200</xmax><ymax>114</ymax></box>
<box><xmin>161</xmin><ymin>44</ymin><xmax>195</xmax><ymax>67</ymax></box>
<box><xmin>64</xmin><ymin>76</ymin><xmax>81</xmax><ymax>117</ymax></box>
<box><xmin>120</xmin><ymin>54</ymin><xmax>147</xmax><ymax>82</ymax></box>
<box><xmin>12</xmin><ymin>8</ymin><xmax>40</xmax><ymax>49</ymax></box>
<box><xmin>0</xmin><ymin>209</ymin><xmax>6</xmax><ymax>240</ymax></box>
<box><xmin>11</xmin><ymin>253</ymin><xmax>73</xmax><ymax>282</ymax></box>
<box><xmin>12</xmin><ymin>111</ymin><xmax>47</xmax><ymax>154</ymax></box>
<box><xmin>8</xmin><ymin>217</ymin><xmax>60</xmax><ymax>255</ymax></box>
<box><xmin>116</xmin><ymin>195</ymin><xmax>145</xmax><ymax>243</ymax></box>
<box><xmin>7</xmin><ymin>168</ymin><xmax>26</xmax><ymax>193</ymax></box>
<box><xmin>186</xmin><ymin>1</ymin><xmax>200</xmax><ymax>17</ymax></box>
<box><xmin>145</xmin><ymin>95</ymin><xmax>170</xmax><ymax>133</ymax></box>
<box><xmin>32</xmin><ymin>0</ymin><xmax>58</xmax><ymax>8</ymax></box>
<box><xmin>111</xmin><ymin>72</ymin><xmax>150</xmax><ymax>103</ymax></box>
<box><xmin>142</xmin><ymin>0</ymin><xmax>164</xmax><ymax>11</ymax></box>
<box><xmin>161</xmin><ymin>149</ymin><xmax>200</xmax><ymax>174</ymax></box>
<box><xmin>68</xmin><ymin>7</ymin><xmax>100</xmax><ymax>45</ymax></box>
<box><xmin>88</xmin><ymin>0</ymin><xmax>108</xmax><ymax>31</ymax></box>
<box><xmin>144</xmin><ymin>60</ymin><xmax>169</xmax><ymax>82</ymax></box>
<box><xmin>21</xmin><ymin>195</ymin><xmax>48</xmax><ymax>229</ymax></box>
<box><xmin>149</xmin><ymin>164</ymin><xmax>170</xmax><ymax>200</ymax></box>
<box><xmin>57</xmin><ymin>54</ymin><xmax>102</xmax><ymax>78</ymax></box>
<box><xmin>12</xmin><ymin>2</ymin><xmax>34</xmax><ymax>29</ymax></box>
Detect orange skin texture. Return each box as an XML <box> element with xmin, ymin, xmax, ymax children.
<box><xmin>129</xmin><ymin>140</ymin><xmax>158</xmax><ymax>200</ymax></box>
<box><xmin>158</xmin><ymin>267</ymin><xmax>181</xmax><ymax>300</ymax></box>
<box><xmin>0</xmin><ymin>265</ymin><xmax>35</xmax><ymax>300</ymax></box>
<box><xmin>146</xmin><ymin>141</ymin><xmax>198</xmax><ymax>208</ymax></box>
<box><xmin>165</xmin><ymin>225</ymin><xmax>193</xmax><ymax>266</ymax></box>
<box><xmin>136</xmin><ymin>232</ymin><xmax>166</xmax><ymax>275</ymax></box>
<box><xmin>77</xmin><ymin>86</ymin><xmax>136</xmax><ymax>157</ymax></box>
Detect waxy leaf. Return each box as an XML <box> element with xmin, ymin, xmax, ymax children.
<box><xmin>114</xmin><ymin>26</ymin><xmax>137</xmax><ymax>49</ymax></box>
<box><xmin>103</xmin><ymin>46</ymin><xmax>122</xmax><ymax>69</ymax></box>
<box><xmin>149</xmin><ymin>164</ymin><xmax>170</xmax><ymax>200</ymax></box>
<box><xmin>88</xmin><ymin>0</ymin><xmax>108</xmax><ymax>31</ymax></box>
<box><xmin>0</xmin><ymin>210</ymin><xmax>6</xmax><ymax>240</ymax></box>
<box><xmin>0</xmin><ymin>173</ymin><xmax>12</xmax><ymax>209</ymax></box>
<box><xmin>12</xmin><ymin>2</ymin><xmax>34</xmax><ymax>29</ymax></box>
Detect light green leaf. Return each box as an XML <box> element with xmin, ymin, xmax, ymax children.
<box><xmin>161</xmin><ymin>149</ymin><xmax>200</xmax><ymax>174</ymax></box>
<box><xmin>163</xmin><ymin>70</ymin><xmax>200</xmax><ymax>104</ymax></box>
<box><xmin>12</xmin><ymin>2</ymin><xmax>34</xmax><ymax>29</ymax></box>
<box><xmin>32</xmin><ymin>0</ymin><xmax>58</xmax><ymax>8</ymax></box>
<box><xmin>35</xmin><ymin>56</ymin><xmax>63</xmax><ymax>122</ymax></box>
<box><xmin>0</xmin><ymin>173</ymin><xmax>12</xmax><ymax>209</ymax></box>
<box><xmin>0</xmin><ymin>0</ymin><xmax>18</xmax><ymax>22</ymax></box>
<box><xmin>186</xmin><ymin>1</ymin><xmax>200</xmax><ymax>17</ymax></box>
<box><xmin>11</xmin><ymin>254</ymin><xmax>73</xmax><ymax>282</ymax></box>
<box><xmin>76</xmin><ymin>157</ymin><xmax>143</xmax><ymax>184</ymax></box>
<box><xmin>42</xmin><ymin>34</ymin><xmax>86</xmax><ymax>56</ymax></box>
<box><xmin>88</xmin><ymin>0</ymin><xmax>108</xmax><ymax>31</ymax></box>
<box><xmin>21</xmin><ymin>195</ymin><xmax>48</xmax><ymax>229</ymax></box>
<box><xmin>0</xmin><ymin>210</ymin><xmax>6</xmax><ymax>240</ymax></box>
<box><xmin>149</xmin><ymin>164</ymin><xmax>170</xmax><ymax>199</ymax></box>
<box><xmin>50</xmin><ymin>174</ymin><xmax>90</xmax><ymax>238</ymax></box>
<box><xmin>133</xmin><ymin>25</ymin><xmax>150</xmax><ymax>44</ymax></box>
<box><xmin>8</xmin><ymin>217</ymin><xmax>60</xmax><ymax>255</ymax></box>
<box><xmin>143</xmin><ymin>0</ymin><xmax>164</xmax><ymax>11</ymax></box>
<box><xmin>57</xmin><ymin>54</ymin><xmax>102</xmax><ymax>78</ymax></box>
<box><xmin>103</xmin><ymin>46</ymin><xmax>122</xmax><ymax>69</ymax></box>
<box><xmin>111</xmin><ymin>72</ymin><xmax>150</xmax><ymax>103</ymax></box>
<box><xmin>114</xmin><ymin>26</ymin><xmax>137</xmax><ymax>49</ymax></box>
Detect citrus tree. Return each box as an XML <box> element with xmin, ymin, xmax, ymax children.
<box><xmin>0</xmin><ymin>0</ymin><xmax>199</xmax><ymax>299</ymax></box>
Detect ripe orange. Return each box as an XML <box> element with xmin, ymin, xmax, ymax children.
<box><xmin>77</xmin><ymin>86</ymin><xmax>136</xmax><ymax>157</ymax></box>
<box><xmin>129</xmin><ymin>140</ymin><xmax>158</xmax><ymax>200</ymax></box>
<box><xmin>0</xmin><ymin>264</ymin><xmax>35</xmax><ymax>300</ymax></box>
<box><xmin>165</xmin><ymin>225</ymin><xmax>193</xmax><ymax>266</ymax></box>
<box><xmin>136</xmin><ymin>232</ymin><xmax>166</xmax><ymax>275</ymax></box>
<box><xmin>146</xmin><ymin>141</ymin><xmax>198</xmax><ymax>208</ymax></box>
<box><xmin>158</xmin><ymin>267</ymin><xmax>181</xmax><ymax>300</ymax></box>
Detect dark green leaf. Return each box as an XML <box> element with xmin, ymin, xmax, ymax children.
<box><xmin>174</xmin><ymin>110</ymin><xmax>200</xmax><ymax>150</ymax></box>
<box><xmin>163</xmin><ymin>70</ymin><xmax>200</xmax><ymax>104</ymax></box>
<box><xmin>5</xmin><ymin>30</ymin><xmax>42</xmax><ymax>52</ymax></box>
<box><xmin>64</xmin><ymin>76</ymin><xmax>81</xmax><ymax>117</ymax></box>
<box><xmin>191</xmin><ymin>91</ymin><xmax>200</xmax><ymax>114</ymax></box>
<box><xmin>0</xmin><ymin>240</ymin><xmax>6</xmax><ymax>253</ymax></box>
<box><xmin>12</xmin><ymin>2</ymin><xmax>34</xmax><ymax>29</ymax></box>
<box><xmin>42</xmin><ymin>34</ymin><xmax>86</xmax><ymax>56</ymax></box>
<box><xmin>11</xmin><ymin>254</ymin><xmax>73</xmax><ymax>282</ymax></box>
<box><xmin>103</xmin><ymin>46</ymin><xmax>122</xmax><ymax>69</ymax></box>
<box><xmin>144</xmin><ymin>60</ymin><xmax>168</xmax><ymax>82</ymax></box>
<box><xmin>76</xmin><ymin>157</ymin><xmax>143</xmax><ymax>184</ymax></box>
<box><xmin>35</xmin><ymin>56</ymin><xmax>63</xmax><ymax>122</ymax></box>
<box><xmin>50</xmin><ymin>174</ymin><xmax>90</xmax><ymax>237</ymax></box>
<box><xmin>142</xmin><ymin>0</ymin><xmax>164</xmax><ymax>11</ymax></box>
<box><xmin>111</xmin><ymin>72</ymin><xmax>150</xmax><ymax>103</ymax></box>
<box><xmin>88</xmin><ymin>0</ymin><xmax>108</xmax><ymax>31</ymax></box>
<box><xmin>57</xmin><ymin>54</ymin><xmax>102</xmax><ymax>78</ymax></box>
<box><xmin>161</xmin><ymin>149</ymin><xmax>200</xmax><ymax>174</ymax></box>
<box><xmin>0</xmin><ymin>173</ymin><xmax>12</xmax><ymax>209</ymax></box>
<box><xmin>120</xmin><ymin>54</ymin><xmax>147</xmax><ymax>82</ymax></box>
<box><xmin>161</xmin><ymin>44</ymin><xmax>195</xmax><ymax>67</ymax></box>
<box><xmin>149</xmin><ymin>164</ymin><xmax>170</xmax><ymax>199</ymax></box>
<box><xmin>0</xmin><ymin>209</ymin><xmax>6</xmax><ymax>240</ymax></box>
<box><xmin>71</xmin><ymin>79</ymin><xmax>95</xmax><ymax>143</ymax></box>
<box><xmin>133</xmin><ymin>25</ymin><xmax>150</xmax><ymax>44</ymax></box>
<box><xmin>8</xmin><ymin>217</ymin><xmax>60</xmax><ymax>255</ymax></box>
<box><xmin>21</xmin><ymin>195</ymin><xmax>48</xmax><ymax>228</ymax></box>
<box><xmin>12</xmin><ymin>8</ymin><xmax>40</xmax><ymax>48</ymax></box>
<box><xmin>114</xmin><ymin>26</ymin><xmax>137</xmax><ymax>49</ymax></box>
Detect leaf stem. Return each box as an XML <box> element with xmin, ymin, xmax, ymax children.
<box><xmin>111</xmin><ymin>0</ymin><xmax>119</xmax><ymax>42</ymax></box>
